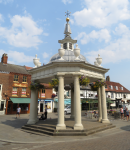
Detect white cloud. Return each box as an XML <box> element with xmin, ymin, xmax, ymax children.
<box><xmin>43</xmin><ymin>33</ymin><xmax>49</xmax><ymax>36</ymax></box>
<box><xmin>0</xmin><ymin>14</ymin><xmax>44</xmax><ymax>48</ymax></box>
<box><xmin>43</xmin><ymin>52</ymin><xmax>49</xmax><ymax>59</ymax></box>
<box><xmin>56</xmin><ymin>18</ymin><xmax>61</xmax><ymax>20</ymax></box>
<box><xmin>0</xmin><ymin>49</ymin><xmax>34</xmax><ymax>64</ymax></box>
<box><xmin>0</xmin><ymin>0</ymin><xmax>13</xmax><ymax>4</ymax></box>
<box><xmin>85</xmin><ymin>24</ymin><xmax>130</xmax><ymax>64</ymax></box>
<box><xmin>73</xmin><ymin>0</ymin><xmax>130</xmax><ymax>28</ymax></box>
<box><xmin>0</xmin><ymin>14</ymin><xmax>4</xmax><ymax>22</ymax></box>
<box><xmin>62</xmin><ymin>0</ymin><xmax>72</xmax><ymax>4</ymax></box>
<box><xmin>76</xmin><ymin>29</ymin><xmax>110</xmax><ymax>44</ymax></box>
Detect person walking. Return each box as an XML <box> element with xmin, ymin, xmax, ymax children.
<box><xmin>44</xmin><ymin>105</ymin><xmax>47</xmax><ymax>120</ymax></box>
<box><xmin>120</xmin><ymin>106</ymin><xmax>124</xmax><ymax>120</ymax></box>
<box><xmin>16</xmin><ymin>106</ymin><xmax>21</xmax><ymax>119</ymax></box>
<box><xmin>126</xmin><ymin>108</ymin><xmax>129</xmax><ymax>121</ymax></box>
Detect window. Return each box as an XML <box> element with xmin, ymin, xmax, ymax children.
<box><xmin>0</xmin><ymin>85</ymin><xmax>1</xmax><ymax>90</ymax></box>
<box><xmin>69</xmin><ymin>43</ymin><xmax>72</xmax><ymax>49</ymax></box>
<box><xmin>21</xmin><ymin>88</ymin><xmax>26</xmax><ymax>96</ymax></box>
<box><xmin>12</xmin><ymin>87</ymin><xmax>18</xmax><ymax>95</ymax></box>
<box><xmin>116</xmin><ymin>86</ymin><xmax>118</xmax><ymax>90</ymax></box>
<box><xmin>109</xmin><ymin>85</ymin><xmax>113</xmax><ymax>89</ymax></box>
<box><xmin>63</xmin><ymin>43</ymin><xmax>67</xmax><ymax>49</ymax></box>
<box><xmin>116</xmin><ymin>93</ymin><xmax>117</xmax><ymax>97</ymax></box>
<box><xmin>118</xmin><ymin>93</ymin><xmax>120</xmax><ymax>97</ymax></box>
<box><xmin>23</xmin><ymin>76</ymin><xmax>27</xmax><ymax>82</ymax></box>
<box><xmin>14</xmin><ymin>75</ymin><xmax>19</xmax><ymax>81</ymax></box>
<box><xmin>123</xmin><ymin>94</ymin><xmax>126</xmax><ymax>98</ymax></box>
<box><xmin>80</xmin><ymin>94</ymin><xmax>83</xmax><ymax>97</ymax></box>
<box><xmin>105</xmin><ymin>85</ymin><xmax>107</xmax><ymax>89</ymax></box>
<box><xmin>111</xmin><ymin>92</ymin><xmax>114</xmax><ymax>98</ymax></box>
<box><xmin>41</xmin><ymin>89</ymin><xmax>45</xmax><ymax>98</ymax></box>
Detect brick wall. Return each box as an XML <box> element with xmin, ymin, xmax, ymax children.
<box><xmin>0</xmin><ymin>73</ymin><xmax>9</xmax><ymax>100</ymax></box>
<box><xmin>0</xmin><ymin>72</ymin><xmax>31</xmax><ymax>99</ymax></box>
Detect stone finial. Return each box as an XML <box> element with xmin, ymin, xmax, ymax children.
<box><xmin>74</xmin><ymin>44</ymin><xmax>80</xmax><ymax>60</ymax></box>
<box><xmin>33</xmin><ymin>54</ymin><xmax>41</xmax><ymax>68</ymax></box>
<box><xmin>58</xmin><ymin>44</ymin><xmax>65</xmax><ymax>60</ymax></box>
<box><xmin>94</xmin><ymin>54</ymin><xmax>102</xmax><ymax>67</ymax></box>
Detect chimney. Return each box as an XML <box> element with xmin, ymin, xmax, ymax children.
<box><xmin>106</xmin><ymin>76</ymin><xmax>110</xmax><ymax>81</ymax></box>
<box><xmin>1</xmin><ymin>53</ymin><xmax>8</xmax><ymax>64</ymax></box>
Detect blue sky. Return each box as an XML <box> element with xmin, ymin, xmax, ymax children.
<box><xmin>0</xmin><ymin>0</ymin><xmax>130</xmax><ymax>90</ymax></box>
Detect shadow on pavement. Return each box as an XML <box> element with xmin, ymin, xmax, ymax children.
<box><xmin>120</xmin><ymin>125</ymin><xmax>130</xmax><ymax>131</ymax></box>
<box><xmin>1</xmin><ymin>118</ymin><xmax>28</xmax><ymax>129</ymax></box>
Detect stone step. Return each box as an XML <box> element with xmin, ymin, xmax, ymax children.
<box><xmin>22</xmin><ymin>126</ymin><xmax>54</xmax><ymax>135</ymax></box>
<box><xmin>53</xmin><ymin>132</ymin><xmax>86</xmax><ymax>136</ymax></box>
<box><xmin>24</xmin><ymin>124</ymin><xmax>55</xmax><ymax>132</ymax></box>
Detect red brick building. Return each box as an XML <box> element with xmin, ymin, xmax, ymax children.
<box><xmin>0</xmin><ymin>53</ymin><xmax>31</xmax><ymax>115</ymax></box>
<box><xmin>0</xmin><ymin>53</ymin><xmax>53</xmax><ymax>115</ymax></box>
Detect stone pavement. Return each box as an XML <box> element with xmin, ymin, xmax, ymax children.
<box><xmin>0</xmin><ymin>112</ymin><xmax>130</xmax><ymax>149</ymax></box>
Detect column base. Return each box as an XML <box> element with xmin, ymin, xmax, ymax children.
<box><xmin>56</xmin><ymin>124</ymin><xmax>66</xmax><ymax>130</ymax></box>
<box><xmin>70</xmin><ymin>115</ymin><xmax>75</xmax><ymax>119</ymax></box>
<box><xmin>27</xmin><ymin>119</ymin><xmax>38</xmax><ymax>125</ymax></box>
<box><xmin>101</xmin><ymin>119</ymin><xmax>110</xmax><ymax>124</ymax></box>
<box><xmin>74</xmin><ymin>124</ymin><xmax>84</xmax><ymax>130</ymax></box>
<box><xmin>98</xmin><ymin>117</ymin><xmax>102</xmax><ymax>122</ymax></box>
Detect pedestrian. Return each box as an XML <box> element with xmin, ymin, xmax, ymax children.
<box><xmin>44</xmin><ymin>105</ymin><xmax>47</xmax><ymax>120</ymax></box>
<box><xmin>16</xmin><ymin>106</ymin><xmax>21</xmax><ymax>119</ymax></box>
<box><xmin>126</xmin><ymin>108</ymin><xmax>129</xmax><ymax>121</ymax></box>
<box><xmin>120</xmin><ymin>106</ymin><xmax>124</xmax><ymax>120</ymax></box>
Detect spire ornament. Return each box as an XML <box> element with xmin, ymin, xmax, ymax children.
<box><xmin>65</xmin><ymin>10</ymin><xmax>71</xmax><ymax>22</ymax></box>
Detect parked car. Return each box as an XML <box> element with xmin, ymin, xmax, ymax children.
<box><xmin>64</xmin><ymin>105</ymin><xmax>71</xmax><ymax>115</ymax></box>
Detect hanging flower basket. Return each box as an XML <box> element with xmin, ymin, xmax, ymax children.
<box><xmin>79</xmin><ymin>75</ymin><xmax>90</xmax><ymax>86</ymax></box>
<box><xmin>91</xmin><ymin>80</ymin><xmax>106</xmax><ymax>91</ymax></box>
<box><xmin>29</xmin><ymin>80</ymin><xmax>44</xmax><ymax>90</ymax></box>
<box><xmin>49</xmin><ymin>76</ymin><xmax>59</xmax><ymax>92</ymax></box>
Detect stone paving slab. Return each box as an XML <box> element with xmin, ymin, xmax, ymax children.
<box><xmin>0</xmin><ymin>112</ymin><xmax>130</xmax><ymax>144</ymax></box>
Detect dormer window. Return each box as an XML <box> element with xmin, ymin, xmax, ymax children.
<box><xmin>109</xmin><ymin>85</ymin><xmax>113</xmax><ymax>89</ymax></box>
<box><xmin>121</xmin><ymin>87</ymin><xmax>123</xmax><ymax>90</ymax></box>
<box><xmin>116</xmin><ymin>86</ymin><xmax>118</xmax><ymax>90</ymax></box>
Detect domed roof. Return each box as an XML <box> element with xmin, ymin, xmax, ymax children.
<box><xmin>49</xmin><ymin>49</ymin><xmax>88</xmax><ymax>63</ymax></box>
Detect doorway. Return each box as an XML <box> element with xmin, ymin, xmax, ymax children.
<box><xmin>40</xmin><ymin>102</ymin><xmax>44</xmax><ymax>112</ymax></box>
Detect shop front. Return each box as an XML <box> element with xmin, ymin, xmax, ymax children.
<box><xmin>6</xmin><ymin>98</ymin><xmax>30</xmax><ymax>114</ymax></box>
<box><xmin>38</xmin><ymin>99</ymin><xmax>54</xmax><ymax>113</ymax></box>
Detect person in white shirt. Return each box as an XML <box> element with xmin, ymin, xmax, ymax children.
<box><xmin>16</xmin><ymin>106</ymin><xmax>21</xmax><ymax>119</ymax></box>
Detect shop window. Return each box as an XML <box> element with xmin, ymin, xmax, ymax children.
<box><xmin>13</xmin><ymin>104</ymin><xmax>17</xmax><ymax>111</ymax></box>
<box><xmin>12</xmin><ymin>87</ymin><xmax>18</xmax><ymax>96</ymax></box>
<box><xmin>23</xmin><ymin>76</ymin><xmax>27</xmax><ymax>82</ymax></box>
<box><xmin>0</xmin><ymin>101</ymin><xmax>4</xmax><ymax>111</ymax></box>
<box><xmin>14</xmin><ymin>75</ymin><xmax>19</xmax><ymax>81</ymax></box>
<box><xmin>22</xmin><ymin>88</ymin><xmax>26</xmax><ymax>96</ymax></box>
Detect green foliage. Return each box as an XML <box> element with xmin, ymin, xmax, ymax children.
<box><xmin>79</xmin><ymin>75</ymin><xmax>90</xmax><ymax>86</ymax></box>
<box><xmin>29</xmin><ymin>80</ymin><xmax>44</xmax><ymax>90</ymax></box>
<box><xmin>91</xmin><ymin>80</ymin><xmax>106</xmax><ymax>91</ymax></box>
<box><xmin>49</xmin><ymin>76</ymin><xmax>59</xmax><ymax>92</ymax></box>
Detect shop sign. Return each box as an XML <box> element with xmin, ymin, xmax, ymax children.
<box><xmin>13</xmin><ymin>83</ymin><xmax>28</xmax><ymax>87</ymax></box>
<box><xmin>12</xmin><ymin>91</ymin><xmax>17</xmax><ymax>94</ymax></box>
<box><xmin>41</xmin><ymin>93</ymin><xmax>45</xmax><ymax>98</ymax></box>
<box><xmin>22</xmin><ymin>92</ymin><xmax>26</xmax><ymax>94</ymax></box>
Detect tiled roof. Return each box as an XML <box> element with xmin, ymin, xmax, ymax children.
<box><xmin>25</xmin><ymin>66</ymin><xmax>33</xmax><ymax>70</ymax></box>
<box><xmin>0</xmin><ymin>63</ymin><xmax>30</xmax><ymax>75</ymax></box>
<box><xmin>105</xmin><ymin>81</ymin><xmax>130</xmax><ymax>93</ymax></box>
<box><xmin>40</xmin><ymin>83</ymin><xmax>52</xmax><ymax>89</ymax></box>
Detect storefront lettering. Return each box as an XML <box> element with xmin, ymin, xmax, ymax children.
<box><xmin>13</xmin><ymin>83</ymin><xmax>28</xmax><ymax>87</ymax></box>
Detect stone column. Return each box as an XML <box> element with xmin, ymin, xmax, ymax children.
<box><xmin>74</xmin><ymin>75</ymin><xmax>83</xmax><ymax>130</ymax></box>
<box><xmin>27</xmin><ymin>90</ymin><xmax>38</xmax><ymax>124</ymax></box>
<box><xmin>70</xmin><ymin>90</ymin><xmax>74</xmax><ymax>119</ymax></box>
<box><xmin>101</xmin><ymin>85</ymin><xmax>110</xmax><ymax>123</ymax></box>
<box><xmin>98</xmin><ymin>87</ymin><xmax>102</xmax><ymax>122</ymax></box>
<box><xmin>56</xmin><ymin>76</ymin><xmax>66</xmax><ymax>130</ymax></box>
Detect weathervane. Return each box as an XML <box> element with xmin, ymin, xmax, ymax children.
<box><xmin>65</xmin><ymin>10</ymin><xmax>71</xmax><ymax>22</ymax></box>
<box><xmin>65</xmin><ymin>10</ymin><xmax>71</xmax><ymax>17</ymax></box>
